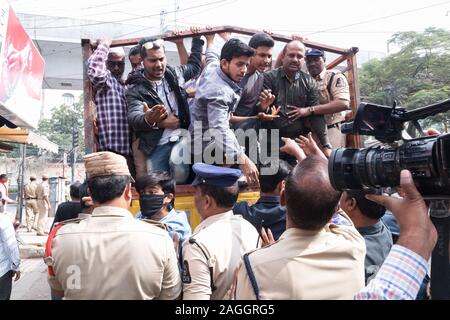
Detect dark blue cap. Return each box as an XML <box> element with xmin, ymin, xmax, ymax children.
<box><xmin>191</xmin><ymin>163</ymin><xmax>242</xmax><ymax>187</ymax></box>
<box><xmin>305</xmin><ymin>48</ymin><xmax>325</xmax><ymax>57</ymax></box>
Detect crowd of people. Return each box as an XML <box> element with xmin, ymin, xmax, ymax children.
<box><xmin>0</xmin><ymin>28</ymin><xmax>439</xmax><ymax>300</ymax></box>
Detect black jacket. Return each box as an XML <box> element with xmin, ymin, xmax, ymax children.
<box><xmin>127</xmin><ymin>37</ymin><xmax>203</xmax><ymax>156</ymax></box>
<box><xmin>233</xmin><ymin>195</ymin><xmax>286</xmax><ymax>241</ymax></box>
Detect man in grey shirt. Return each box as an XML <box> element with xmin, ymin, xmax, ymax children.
<box><xmin>190</xmin><ymin>39</ymin><xmax>259</xmax><ymax>185</ymax></box>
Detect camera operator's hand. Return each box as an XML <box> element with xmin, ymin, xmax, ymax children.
<box><xmin>366</xmin><ymin>170</ymin><xmax>437</xmax><ymax>261</ymax></box>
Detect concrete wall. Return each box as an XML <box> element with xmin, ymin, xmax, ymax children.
<box><xmin>0</xmin><ymin>156</ymin><xmax>86</xmax><ymax>189</ymax></box>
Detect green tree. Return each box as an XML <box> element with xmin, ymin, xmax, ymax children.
<box><xmin>359</xmin><ymin>28</ymin><xmax>450</xmax><ymax>132</ymax></box>
<box><xmin>36</xmin><ymin>95</ymin><xmax>85</xmax><ymax>161</ymax></box>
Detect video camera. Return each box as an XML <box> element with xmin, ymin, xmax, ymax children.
<box><xmin>329</xmin><ymin>99</ymin><xmax>450</xmax><ymax>199</ymax></box>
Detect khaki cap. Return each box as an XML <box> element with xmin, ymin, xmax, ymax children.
<box><xmin>83</xmin><ymin>151</ymin><xmax>134</xmax><ymax>181</ymax></box>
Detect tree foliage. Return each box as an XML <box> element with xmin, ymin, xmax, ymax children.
<box><xmin>359</xmin><ymin>28</ymin><xmax>450</xmax><ymax>132</ymax></box>
<box><xmin>35</xmin><ymin>95</ymin><xmax>85</xmax><ymax>161</ymax></box>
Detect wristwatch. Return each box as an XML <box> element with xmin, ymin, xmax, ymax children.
<box><xmin>309</xmin><ymin>106</ymin><xmax>315</xmax><ymax>116</ymax></box>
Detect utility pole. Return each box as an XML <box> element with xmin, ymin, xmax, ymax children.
<box><xmin>160</xmin><ymin>10</ymin><xmax>167</xmax><ymax>34</ymax></box>
<box><xmin>174</xmin><ymin>0</ymin><xmax>179</xmax><ymax>30</ymax></box>
<box><xmin>16</xmin><ymin>143</ymin><xmax>26</xmax><ymax>223</ymax></box>
<box><xmin>71</xmin><ymin>126</ymin><xmax>78</xmax><ymax>183</ymax></box>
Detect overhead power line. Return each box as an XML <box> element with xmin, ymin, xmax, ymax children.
<box><xmin>31</xmin><ymin>0</ymin><xmax>230</xmax><ymax>29</ymax></box>
<box><xmin>305</xmin><ymin>1</ymin><xmax>450</xmax><ymax>36</ymax></box>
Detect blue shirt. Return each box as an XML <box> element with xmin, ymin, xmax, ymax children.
<box><xmin>136</xmin><ymin>209</ymin><xmax>192</xmax><ymax>243</ymax></box>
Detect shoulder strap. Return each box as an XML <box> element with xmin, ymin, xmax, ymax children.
<box><xmin>243</xmin><ymin>253</ymin><xmax>260</xmax><ymax>300</ymax></box>
<box><xmin>44</xmin><ymin>224</ymin><xmax>64</xmax><ymax>276</ymax></box>
<box><xmin>44</xmin><ymin>219</ymin><xmax>83</xmax><ymax>276</ymax></box>
<box><xmin>327</xmin><ymin>71</ymin><xmax>337</xmax><ymax>93</ymax></box>
<box><xmin>188</xmin><ymin>237</ymin><xmax>217</xmax><ymax>292</ymax></box>
<box><xmin>141</xmin><ymin>218</ymin><xmax>168</xmax><ymax>231</ymax></box>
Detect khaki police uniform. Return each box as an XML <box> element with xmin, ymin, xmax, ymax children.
<box><xmin>24</xmin><ymin>180</ymin><xmax>39</xmax><ymax>231</ymax></box>
<box><xmin>181</xmin><ymin>210</ymin><xmax>259</xmax><ymax>300</ymax></box>
<box><xmin>35</xmin><ymin>180</ymin><xmax>50</xmax><ymax>234</ymax></box>
<box><xmin>235</xmin><ymin>211</ymin><xmax>366</xmax><ymax>300</ymax></box>
<box><xmin>47</xmin><ymin>206</ymin><xmax>181</xmax><ymax>299</ymax></box>
<box><xmin>316</xmin><ymin>68</ymin><xmax>350</xmax><ymax>148</ymax></box>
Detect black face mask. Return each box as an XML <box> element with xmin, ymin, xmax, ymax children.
<box><xmin>139</xmin><ymin>194</ymin><xmax>165</xmax><ymax>218</ymax></box>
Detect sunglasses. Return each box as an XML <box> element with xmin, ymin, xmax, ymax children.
<box><xmin>142</xmin><ymin>39</ymin><xmax>165</xmax><ymax>50</ymax></box>
<box><xmin>107</xmin><ymin>60</ymin><xmax>125</xmax><ymax>67</ymax></box>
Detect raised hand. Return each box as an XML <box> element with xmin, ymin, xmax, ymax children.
<box><xmin>259</xmin><ymin>89</ymin><xmax>276</xmax><ymax>110</ymax></box>
<box><xmin>256</xmin><ymin>106</ymin><xmax>281</xmax><ymax>121</ymax></box>
<box><xmin>144</xmin><ymin>103</ymin><xmax>167</xmax><ymax>124</ymax></box>
<box><xmin>295</xmin><ymin>132</ymin><xmax>326</xmax><ymax>159</ymax></box>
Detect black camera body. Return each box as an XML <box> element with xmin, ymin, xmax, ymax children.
<box><xmin>329</xmin><ymin>100</ymin><xmax>450</xmax><ymax>199</ymax></box>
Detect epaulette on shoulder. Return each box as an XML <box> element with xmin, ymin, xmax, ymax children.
<box><xmin>52</xmin><ymin>217</ymin><xmax>84</xmax><ymax>228</ymax></box>
<box><xmin>141</xmin><ymin>218</ymin><xmax>168</xmax><ymax>231</ymax></box>
<box><xmin>247</xmin><ymin>238</ymin><xmax>282</xmax><ymax>256</ymax></box>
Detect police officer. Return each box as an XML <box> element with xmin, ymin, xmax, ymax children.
<box><xmin>234</xmin><ymin>156</ymin><xmax>365</xmax><ymax>299</ymax></box>
<box><xmin>46</xmin><ymin>152</ymin><xmax>181</xmax><ymax>300</ymax></box>
<box><xmin>23</xmin><ymin>175</ymin><xmax>39</xmax><ymax>232</ymax></box>
<box><xmin>182</xmin><ymin>163</ymin><xmax>259</xmax><ymax>300</ymax></box>
<box><xmin>35</xmin><ymin>174</ymin><xmax>50</xmax><ymax>236</ymax></box>
<box><xmin>304</xmin><ymin>48</ymin><xmax>351</xmax><ymax>148</ymax></box>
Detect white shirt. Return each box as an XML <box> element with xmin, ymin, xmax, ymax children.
<box><xmin>150</xmin><ymin>79</ymin><xmax>180</xmax><ymax>145</ymax></box>
<box><xmin>0</xmin><ymin>213</ymin><xmax>20</xmax><ymax>277</ymax></box>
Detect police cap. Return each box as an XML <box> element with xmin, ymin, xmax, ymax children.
<box><xmin>191</xmin><ymin>163</ymin><xmax>241</xmax><ymax>187</ymax></box>
<box><xmin>305</xmin><ymin>48</ymin><xmax>325</xmax><ymax>57</ymax></box>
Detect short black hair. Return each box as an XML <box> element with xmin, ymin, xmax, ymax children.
<box><xmin>347</xmin><ymin>190</ymin><xmax>386</xmax><ymax>220</ymax></box>
<box><xmin>87</xmin><ymin>175</ymin><xmax>130</xmax><ymax>204</ymax></box>
<box><xmin>248</xmin><ymin>33</ymin><xmax>275</xmax><ymax>49</ymax></box>
<box><xmin>284</xmin><ymin>156</ymin><xmax>341</xmax><ymax>230</ymax></box>
<box><xmin>220</xmin><ymin>38</ymin><xmax>255</xmax><ymax>61</ymax></box>
<box><xmin>139</xmin><ymin>36</ymin><xmax>164</xmax><ymax>59</ymax></box>
<box><xmin>128</xmin><ymin>45</ymin><xmax>140</xmax><ymax>58</ymax></box>
<box><xmin>199</xmin><ymin>184</ymin><xmax>239</xmax><ymax>208</ymax></box>
<box><xmin>78</xmin><ymin>181</ymin><xmax>90</xmax><ymax>211</ymax></box>
<box><xmin>135</xmin><ymin>171</ymin><xmax>176</xmax><ymax>206</ymax></box>
<box><xmin>259</xmin><ymin>159</ymin><xmax>291</xmax><ymax>193</ymax></box>
<box><xmin>0</xmin><ymin>174</ymin><xmax>7</xmax><ymax>180</ymax></box>
<box><xmin>70</xmin><ymin>181</ymin><xmax>82</xmax><ymax>199</ymax></box>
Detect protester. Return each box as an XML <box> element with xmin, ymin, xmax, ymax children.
<box><xmin>135</xmin><ymin>171</ymin><xmax>192</xmax><ymax>243</ymax></box>
<box><xmin>127</xmin><ymin>34</ymin><xmax>203</xmax><ymax>183</ymax></box>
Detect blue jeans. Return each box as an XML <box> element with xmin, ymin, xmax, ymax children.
<box><xmin>146</xmin><ymin>138</ymin><xmax>190</xmax><ymax>184</ymax></box>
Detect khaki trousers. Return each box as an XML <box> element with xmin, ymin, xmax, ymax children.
<box><xmin>36</xmin><ymin>200</ymin><xmax>48</xmax><ymax>234</ymax></box>
<box><xmin>25</xmin><ymin>200</ymin><xmax>39</xmax><ymax>231</ymax></box>
<box><xmin>328</xmin><ymin>125</ymin><xmax>346</xmax><ymax>148</ymax></box>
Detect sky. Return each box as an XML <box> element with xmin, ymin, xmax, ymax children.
<box><xmin>9</xmin><ymin>0</ymin><xmax>450</xmax><ymax>54</ymax></box>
